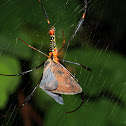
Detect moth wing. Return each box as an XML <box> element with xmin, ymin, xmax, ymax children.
<box><xmin>42</xmin><ymin>89</ymin><xmax>64</xmax><ymax>105</ymax></box>
<box><xmin>51</xmin><ymin>62</ymin><xmax>82</xmax><ymax>95</ymax></box>
<box><xmin>39</xmin><ymin>59</ymin><xmax>58</xmax><ymax>90</ymax></box>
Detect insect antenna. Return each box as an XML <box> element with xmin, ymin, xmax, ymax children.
<box><xmin>39</xmin><ymin>0</ymin><xmax>51</xmax><ymax>28</ymax></box>
<box><xmin>65</xmin><ymin>92</ymin><xmax>84</xmax><ymax>113</ymax></box>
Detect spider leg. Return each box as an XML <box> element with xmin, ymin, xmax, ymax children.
<box><xmin>65</xmin><ymin>92</ymin><xmax>84</xmax><ymax>113</ymax></box>
<box><xmin>58</xmin><ymin>30</ymin><xmax>65</xmax><ymax>54</ymax></box>
<box><xmin>17</xmin><ymin>37</ymin><xmax>49</xmax><ymax>58</ymax></box>
<box><xmin>18</xmin><ymin>74</ymin><xmax>43</xmax><ymax>109</ymax></box>
<box><xmin>63</xmin><ymin>0</ymin><xmax>87</xmax><ymax>49</ymax></box>
<box><xmin>39</xmin><ymin>0</ymin><xmax>51</xmax><ymax>28</ymax></box>
<box><xmin>60</xmin><ymin>59</ymin><xmax>92</xmax><ymax>71</ymax></box>
<box><xmin>18</xmin><ymin>84</ymin><xmax>39</xmax><ymax>109</ymax></box>
<box><xmin>0</xmin><ymin>62</ymin><xmax>45</xmax><ymax>76</ymax></box>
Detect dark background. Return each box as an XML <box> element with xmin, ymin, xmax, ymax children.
<box><xmin>0</xmin><ymin>0</ymin><xmax>126</xmax><ymax>126</ymax></box>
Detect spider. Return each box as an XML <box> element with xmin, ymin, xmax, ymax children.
<box><xmin>0</xmin><ymin>0</ymin><xmax>91</xmax><ymax>113</ymax></box>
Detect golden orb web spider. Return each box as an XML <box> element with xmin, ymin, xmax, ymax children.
<box><xmin>0</xmin><ymin>0</ymin><xmax>91</xmax><ymax>113</ymax></box>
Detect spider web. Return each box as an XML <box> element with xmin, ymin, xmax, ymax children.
<box><xmin>0</xmin><ymin>0</ymin><xmax>126</xmax><ymax>126</ymax></box>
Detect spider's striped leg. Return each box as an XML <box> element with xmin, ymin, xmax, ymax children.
<box><xmin>60</xmin><ymin>59</ymin><xmax>92</xmax><ymax>71</ymax></box>
<box><xmin>0</xmin><ymin>62</ymin><xmax>44</xmax><ymax>76</ymax></box>
<box><xmin>63</xmin><ymin>0</ymin><xmax>87</xmax><ymax>48</ymax></box>
<box><xmin>39</xmin><ymin>0</ymin><xmax>51</xmax><ymax>28</ymax></box>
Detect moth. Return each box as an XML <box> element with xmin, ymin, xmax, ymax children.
<box><xmin>39</xmin><ymin>58</ymin><xmax>82</xmax><ymax>105</ymax></box>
